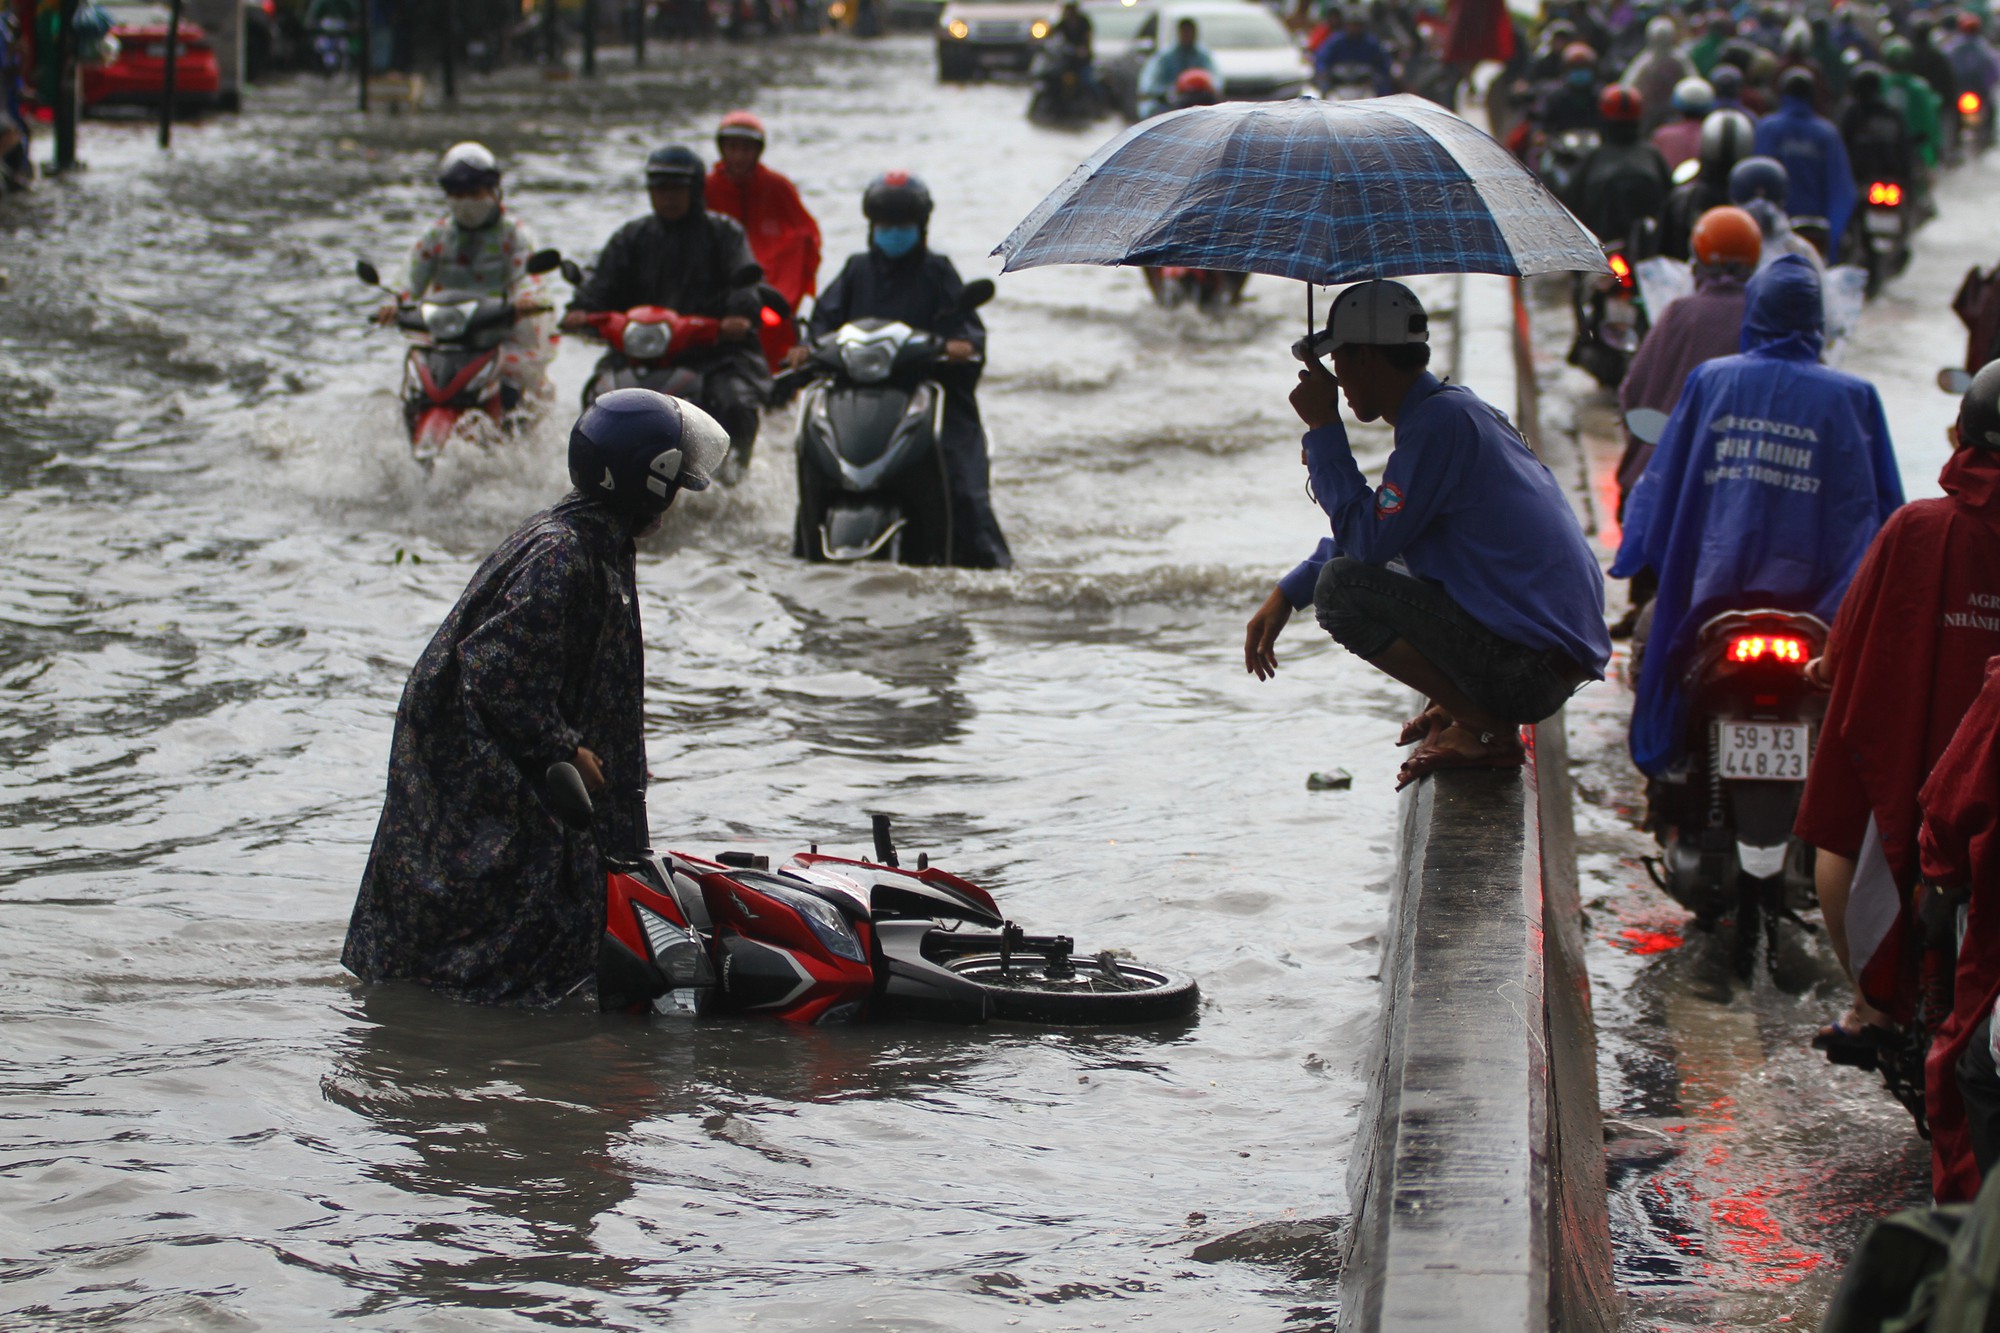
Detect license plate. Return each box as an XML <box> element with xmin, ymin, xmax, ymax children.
<box><xmin>1865</xmin><ymin>209</ymin><xmax>1903</xmax><ymax>236</ymax></box>
<box><xmin>1716</xmin><ymin>721</ymin><xmax>1811</xmax><ymax>780</ymax></box>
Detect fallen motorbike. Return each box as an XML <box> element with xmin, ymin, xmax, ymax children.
<box><xmin>1027</xmin><ymin>38</ymin><xmax>1101</xmax><ymax>123</ymax></box>
<box><xmin>772</xmin><ymin>277</ymin><xmax>995</xmax><ymax>566</ymax></box>
<box><xmin>1627</xmin><ymin>409</ymin><xmax>1827</xmax><ymax>979</ymax></box>
<box><xmin>1854</xmin><ymin>178</ymin><xmax>1913</xmax><ymax>298</ymax></box>
<box><xmin>543</xmin><ymin>765</ymin><xmax>1200</xmax><ymax>1026</ymax></box>
<box><xmin>355</xmin><ymin>249</ymin><xmax>560</xmax><ymax>467</ymax></box>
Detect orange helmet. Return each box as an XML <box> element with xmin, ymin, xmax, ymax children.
<box><xmin>1691</xmin><ymin>205</ymin><xmax>1762</xmax><ymax>269</ymax></box>
<box><xmin>716</xmin><ymin>110</ymin><xmax>766</xmax><ymax>148</ymax></box>
<box><xmin>1175</xmin><ymin>68</ymin><xmax>1219</xmax><ymax>95</ymax></box>
<box><xmin>1598</xmin><ymin>83</ymin><xmax>1643</xmax><ymax>123</ymax></box>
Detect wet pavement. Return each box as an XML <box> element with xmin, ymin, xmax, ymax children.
<box><xmin>1528</xmin><ymin>148</ymin><xmax>2000</xmax><ymax>1331</ymax></box>
<box><xmin>0</xmin><ymin>35</ymin><xmax>1485</xmax><ymax>1332</ymax></box>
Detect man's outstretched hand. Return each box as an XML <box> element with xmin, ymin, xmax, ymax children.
<box><xmin>1245</xmin><ymin>586</ymin><xmax>1293</xmax><ymax>680</ymax></box>
<box><xmin>574</xmin><ymin>746</ymin><xmax>607</xmax><ymax>793</ymax></box>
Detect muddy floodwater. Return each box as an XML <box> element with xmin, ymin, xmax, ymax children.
<box><xmin>0</xmin><ymin>36</ymin><xmax>1463</xmax><ymax>1331</ymax></box>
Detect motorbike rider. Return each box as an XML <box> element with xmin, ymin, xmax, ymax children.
<box><xmin>376</xmin><ymin>143</ymin><xmax>556</xmax><ymax>416</ymax></box>
<box><xmin>1948</xmin><ymin>13</ymin><xmax>1999</xmax><ymax>130</ymax></box>
<box><xmin>1651</xmin><ymin>75</ymin><xmax>1714</xmax><ymax>169</ymax></box>
<box><xmin>1537</xmin><ymin>41</ymin><xmax>1605</xmax><ymax>135</ymax></box>
<box><xmin>1843</xmin><ymin>63</ymin><xmax>1920</xmax><ymax>191</ymax></box>
<box><xmin>1707</xmin><ymin>59</ymin><xmax>1748</xmax><ymax>113</ymax></box>
<box><xmin>1615</xmin><ymin>205</ymin><xmax>1761</xmax><ymax>523</ymax></box>
<box><xmin>1139</xmin><ymin>17</ymin><xmax>1218</xmax><ymax>117</ymax></box>
<box><xmin>1792</xmin><ymin>361</ymin><xmax>2000</xmax><ymax>1164</ymax></box>
<box><xmin>1753</xmin><ymin>67</ymin><xmax>1856</xmax><ymax>253</ymax></box>
<box><xmin>1658</xmin><ymin>106</ymin><xmax>1754</xmax><ymax>258</ymax></box>
<box><xmin>1882</xmin><ymin>35</ymin><xmax>1945</xmax><ymax>172</ymax></box>
<box><xmin>788</xmin><ymin>172</ymin><xmax>1011</xmax><ymax>570</ymax></box>
<box><xmin>1622</xmin><ymin>15</ymin><xmax>1692</xmax><ymax>134</ymax></box>
<box><xmin>1571</xmin><ymin>84</ymin><xmax>1671</xmax><ymax>247</ymax></box>
<box><xmin>1613</xmin><ymin>254</ymin><xmax>1903</xmax><ymax>778</ymax></box>
<box><xmin>1169</xmin><ymin>66</ymin><xmax>1222</xmax><ymax>109</ymax></box>
<box><xmin>1314</xmin><ymin>4</ymin><xmax>1396</xmax><ymax>96</ymax></box>
<box><xmin>342</xmin><ymin>390</ymin><xmax>729</xmax><ymax>1007</ymax></box>
<box><xmin>703</xmin><ymin>111</ymin><xmax>823</xmax><ymax>327</ymax></box>
<box><xmin>1911</xmin><ymin>17</ymin><xmax>1963</xmax><ymax>115</ymax></box>
<box><xmin>564</xmin><ymin>146</ymin><xmax>770</xmax><ymax>482</ymax></box>
<box><xmin>1243</xmin><ymin>281</ymin><xmax>1609</xmax><ymax>788</ymax></box>
<box><xmin>1728</xmin><ymin>154</ymin><xmax>1824</xmax><ymax>269</ymax></box>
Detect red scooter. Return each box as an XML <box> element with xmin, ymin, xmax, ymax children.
<box><xmin>355</xmin><ymin>250</ymin><xmax>560</xmax><ymax>467</ymax></box>
<box><xmin>546</xmin><ymin>765</ymin><xmax>1200</xmax><ymax>1026</ymax></box>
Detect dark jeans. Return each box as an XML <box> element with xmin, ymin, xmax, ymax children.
<box><xmin>1313</xmin><ymin>556</ymin><xmax>1580</xmax><ymax>725</ymax></box>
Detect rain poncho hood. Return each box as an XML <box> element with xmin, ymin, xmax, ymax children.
<box><xmin>1613</xmin><ymin>255</ymin><xmax>1905</xmax><ymax>774</ymax></box>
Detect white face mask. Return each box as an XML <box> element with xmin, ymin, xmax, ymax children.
<box><xmin>450</xmin><ymin>196</ymin><xmax>498</xmax><ymax>229</ymax></box>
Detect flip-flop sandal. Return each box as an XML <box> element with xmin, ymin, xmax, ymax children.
<box><xmin>1394</xmin><ymin>735</ymin><xmax>1527</xmax><ymax>791</ymax></box>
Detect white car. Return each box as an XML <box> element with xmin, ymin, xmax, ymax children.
<box><xmin>1101</xmin><ymin>0</ymin><xmax>1311</xmax><ymax>117</ymax></box>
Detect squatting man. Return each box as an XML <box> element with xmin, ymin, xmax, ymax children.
<box><xmin>1242</xmin><ymin>281</ymin><xmax>1611</xmax><ymax>787</ymax></box>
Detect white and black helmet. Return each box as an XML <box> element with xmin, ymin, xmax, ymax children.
<box><xmin>436</xmin><ymin>141</ymin><xmax>501</xmax><ymax>194</ymax></box>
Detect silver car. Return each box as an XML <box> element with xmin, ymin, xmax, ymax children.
<box><xmin>1100</xmin><ymin>0</ymin><xmax>1311</xmax><ymax>118</ymax></box>
<box><xmin>936</xmin><ymin>0</ymin><xmax>1058</xmax><ymax>79</ymax></box>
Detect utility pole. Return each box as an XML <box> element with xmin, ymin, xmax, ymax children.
<box><xmin>157</xmin><ymin>0</ymin><xmax>182</xmax><ymax>147</ymax></box>
<box><xmin>357</xmin><ymin>0</ymin><xmax>370</xmax><ymax>109</ymax></box>
<box><xmin>582</xmin><ymin>0</ymin><xmax>594</xmax><ymax>75</ymax></box>
<box><xmin>541</xmin><ymin>0</ymin><xmax>555</xmax><ymax>65</ymax></box>
<box><xmin>633</xmin><ymin>0</ymin><xmax>645</xmax><ymax>66</ymax></box>
<box><xmin>52</xmin><ymin>0</ymin><xmax>77</xmax><ymax>171</ymax></box>
<box><xmin>440</xmin><ymin>0</ymin><xmax>456</xmax><ymax>99</ymax></box>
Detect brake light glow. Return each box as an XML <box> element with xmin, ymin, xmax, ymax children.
<box><xmin>1729</xmin><ymin>634</ymin><xmax>1806</xmax><ymax>664</ymax></box>
<box><xmin>1608</xmin><ymin>250</ymin><xmax>1634</xmax><ymax>289</ymax></box>
<box><xmin>1868</xmin><ymin>181</ymin><xmax>1904</xmax><ymax>207</ymax></box>
<box><xmin>1963</xmin><ymin>91</ymin><xmax>1983</xmax><ymax>116</ymax></box>
<box><xmin>760</xmin><ymin>305</ymin><xmax>783</xmax><ymax>328</ymax></box>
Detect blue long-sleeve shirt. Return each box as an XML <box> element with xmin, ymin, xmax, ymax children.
<box><xmin>1277</xmin><ymin>371</ymin><xmax>1610</xmax><ymax>675</ymax></box>
<box><xmin>1754</xmin><ymin>96</ymin><xmax>1858</xmax><ymax>251</ymax></box>
<box><xmin>1313</xmin><ymin>30</ymin><xmax>1395</xmax><ymax>93</ymax></box>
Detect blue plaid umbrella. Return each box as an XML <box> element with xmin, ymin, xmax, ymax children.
<box><xmin>995</xmin><ymin>95</ymin><xmax>1609</xmax><ymax>284</ymax></box>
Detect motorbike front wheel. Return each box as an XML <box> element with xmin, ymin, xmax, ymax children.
<box><xmin>943</xmin><ymin>953</ymin><xmax>1198</xmax><ymax>1024</ymax></box>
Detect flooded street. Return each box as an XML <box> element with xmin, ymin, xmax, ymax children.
<box><xmin>1531</xmin><ymin>148</ymin><xmax>2000</xmax><ymax>1331</ymax></box>
<box><xmin>0</xmin><ymin>37</ymin><xmax>1471</xmax><ymax>1331</ymax></box>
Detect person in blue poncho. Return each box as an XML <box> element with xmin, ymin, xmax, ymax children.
<box><xmin>1613</xmin><ymin>253</ymin><xmax>1904</xmax><ymax>778</ymax></box>
<box><xmin>1752</xmin><ymin>68</ymin><xmax>1857</xmax><ymax>253</ymax></box>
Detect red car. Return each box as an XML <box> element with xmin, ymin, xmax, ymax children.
<box><xmin>83</xmin><ymin>1</ymin><xmax>219</xmax><ymax>110</ymax></box>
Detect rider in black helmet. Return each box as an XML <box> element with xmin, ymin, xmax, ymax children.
<box><xmin>791</xmin><ymin>172</ymin><xmax>1012</xmax><ymax>569</ymax></box>
<box><xmin>343</xmin><ymin>390</ymin><xmax>727</xmax><ymax>1007</ymax></box>
<box><xmin>565</xmin><ymin>147</ymin><xmax>771</xmax><ymax>483</ymax></box>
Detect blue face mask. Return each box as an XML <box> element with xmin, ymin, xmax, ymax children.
<box><xmin>873</xmin><ymin>224</ymin><xmax>922</xmax><ymax>259</ymax></box>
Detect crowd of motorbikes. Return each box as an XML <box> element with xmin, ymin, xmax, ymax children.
<box><xmin>1500</xmin><ymin>0</ymin><xmax>2000</xmax><ymax>1141</ymax></box>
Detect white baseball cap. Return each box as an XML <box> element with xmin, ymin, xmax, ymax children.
<box><xmin>1294</xmin><ymin>280</ymin><xmax>1430</xmax><ymax>362</ymax></box>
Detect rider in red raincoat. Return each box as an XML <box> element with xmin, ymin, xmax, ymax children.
<box><xmin>704</xmin><ymin>111</ymin><xmax>821</xmax><ymax>371</ymax></box>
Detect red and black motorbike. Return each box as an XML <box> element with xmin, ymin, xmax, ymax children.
<box><xmin>356</xmin><ymin>249</ymin><xmax>560</xmax><ymax>466</ymax></box>
<box><xmin>545</xmin><ymin>765</ymin><xmax>1200</xmax><ymax>1026</ymax></box>
<box><xmin>573</xmin><ymin>304</ymin><xmax>724</xmax><ymax>409</ymax></box>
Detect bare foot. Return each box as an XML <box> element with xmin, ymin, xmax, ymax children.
<box><xmin>1395</xmin><ymin>723</ymin><xmax>1526</xmax><ymax>790</ymax></box>
<box><xmin>1397</xmin><ymin>703</ymin><xmax>1450</xmax><ymax>747</ymax></box>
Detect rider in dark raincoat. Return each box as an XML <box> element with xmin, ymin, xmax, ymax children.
<box><xmin>342</xmin><ymin>392</ymin><xmax>727</xmax><ymax>1007</ymax></box>
<box><xmin>798</xmin><ymin>171</ymin><xmax>1011</xmax><ymax>569</ymax></box>
<box><xmin>1613</xmin><ymin>254</ymin><xmax>1904</xmax><ymax>776</ymax></box>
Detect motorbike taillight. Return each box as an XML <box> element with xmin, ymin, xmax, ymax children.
<box><xmin>1868</xmin><ymin>181</ymin><xmax>1904</xmax><ymax>207</ymax></box>
<box><xmin>1607</xmin><ymin>251</ymin><xmax>1634</xmax><ymax>291</ymax></box>
<box><xmin>1727</xmin><ymin>634</ymin><xmax>1807</xmax><ymax>665</ymax></box>
<box><xmin>1962</xmin><ymin>91</ymin><xmax>1983</xmax><ymax>116</ymax></box>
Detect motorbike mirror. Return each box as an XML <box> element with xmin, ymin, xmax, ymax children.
<box><xmin>1599</xmin><ymin>323</ymin><xmax>1641</xmax><ymax>354</ymax></box>
<box><xmin>560</xmin><ymin>258</ymin><xmax>585</xmax><ymax>285</ymax></box>
<box><xmin>525</xmin><ymin>248</ymin><xmax>562</xmax><ymax>276</ymax></box>
<box><xmin>545</xmin><ymin>762</ymin><xmax>595</xmax><ymax>831</ymax></box>
<box><xmin>957</xmin><ymin>278</ymin><xmax>996</xmax><ymax>313</ymax></box>
<box><xmin>355</xmin><ymin>259</ymin><xmax>382</xmax><ymax>288</ymax></box>
<box><xmin>1670</xmin><ymin>157</ymin><xmax>1701</xmax><ymax>187</ymax></box>
<box><xmin>1625</xmin><ymin>407</ymin><xmax>1670</xmax><ymax>445</ymax></box>
<box><xmin>1940</xmin><ymin>366</ymin><xmax>1975</xmax><ymax>395</ymax></box>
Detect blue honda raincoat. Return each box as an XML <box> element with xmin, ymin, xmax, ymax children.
<box><xmin>1613</xmin><ymin>255</ymin><xmax>1903</xmax><ymax>775</ymax></box>
<box><xmin>1754</xmin><ymin>95</ymin><xmax>1859</xmax><ymax>252</ymax></box>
